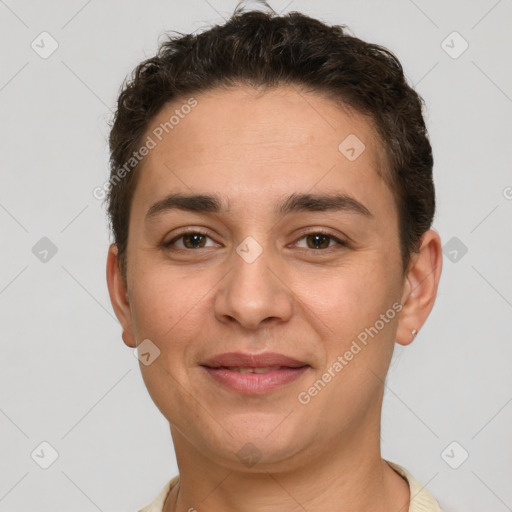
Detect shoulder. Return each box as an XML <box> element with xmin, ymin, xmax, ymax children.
<box><xmin>386</xmin><ymin>460</ymin><xmax>442</xmax><ymax>512</ymax></box>
<box><xmin>138</xmin><ymin>465</ymin><xmax>443</xmax><ymax>512</ymax></box>
<box><xmin>137</xmin><ymin>475</ymin><xmax>180</xmax><ymax>512</ymax></box>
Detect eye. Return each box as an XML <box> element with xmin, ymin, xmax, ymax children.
<box><xmin>164</xmin><ymin>231</ymin><xmax>218</xmax><ymax>250</ymax></box>
<box><xmin>294</xmin><ymin>231</ymin><xmax>347</xmax><ymax>250</ymax></box>
<box><xmin>162</xmin><ymin>230</ymin><xmax>348</xmax><ymax>252</ymax></box>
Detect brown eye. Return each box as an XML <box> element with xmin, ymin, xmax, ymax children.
<box><xmin>165</xmin><ymin>231</ymin><xmax>216</xmax><ymax>250</ymax></box>
<box><xmin>295</xmin><ymin>232</ymin><xmax>345</xmax><ymax>250</ymax></box>
<box><xmin>305</xmin><ymin>233</ymin><xmax>331</xmax><ymax>249</ymax></box>
<box><xmin>182</xmin><ymin>233</ymin><xmax>207</xmax><ymax>249</ymax></box>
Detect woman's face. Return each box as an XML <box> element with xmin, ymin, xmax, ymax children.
<box><xmin>111</xmin><ymin>85</ymin><xmax>409</xmax><ymax>470</ymax></box>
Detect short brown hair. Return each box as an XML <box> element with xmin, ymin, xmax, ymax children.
<box><xmin>107</xmin><ymin>4</ymin><xmax>435</xmax><ymax>277</ymax></box>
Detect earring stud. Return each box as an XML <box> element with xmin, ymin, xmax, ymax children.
<box><xmin>411</xmin><ymin>329</ymin><xmax>418</xmax><ymax>338</ymax></box>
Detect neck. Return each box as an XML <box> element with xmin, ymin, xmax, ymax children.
<box><xmin>164</xmin><ymin>421</ymin><xmax>410</xmax><ymax>512</ymax></box>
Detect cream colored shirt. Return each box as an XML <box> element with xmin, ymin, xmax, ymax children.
<box><xmin>138</xmin><ymin>460</ymin><xmax>441</xmax><ymax>511</ymax></box>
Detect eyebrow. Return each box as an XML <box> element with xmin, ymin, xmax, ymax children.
<box><xmin>145</xmin><ymin>192</ymin><xmax>373</xmax><ymax>220</ymax></box>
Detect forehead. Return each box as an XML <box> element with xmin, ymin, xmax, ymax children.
<box><xmin>134</xmin><ymin>85</ymin><xmax>393</xmax><ymax>216</ymax></box>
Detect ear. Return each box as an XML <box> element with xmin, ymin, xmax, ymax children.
<box><xmin>106</xmin><ymin>244</ymin><xmax>136</xmax><ymax>348</ymax></box>
<box><xmin>396</xmin><ymin>229</ymin><xmax>443</xmax><ymax>346</ymax></box>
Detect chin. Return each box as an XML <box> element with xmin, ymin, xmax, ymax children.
<box><xmin>211</xmin><ymin>416</ymin><xmax>308</xmax><ymax>465</ymax></box>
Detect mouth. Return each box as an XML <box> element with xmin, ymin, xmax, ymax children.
<box><xmin>200</xmin><ymin>352</ymin><xmax>310</xmax><ymax>395</ymax></box>
<box><xmin>214</xmin><ymin>366</ymin><xmax>297</xmax><ymax>373</ymax></box>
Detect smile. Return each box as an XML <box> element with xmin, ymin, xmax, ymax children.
<box><xmin>201</xmin><ymin>365</ymin><xmax>310</xmax><ymax>395</ymax></box>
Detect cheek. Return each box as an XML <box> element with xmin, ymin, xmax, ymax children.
<box><xmin>308</xmin><ymin>258</ymin><xmax>402</xmax><ymax>392</ymax></box>
<box><xmin>128</xmin><ymin>266</ymin><xmax>209</xmax><ymax>419</ymax></box>
<box><xmin>128</xmin><ymin>262</ymin><xmax>218</xmax><ymax>349</ymax></box>
<box><xmin>303</xmin><ymin>259</ymin><xmax>400</xmax><ymax>337</ymax></box>
<box><xmin>294</xmin><ymin>261</ymin><xmax>400</xmax><ymax>427</ymax></box>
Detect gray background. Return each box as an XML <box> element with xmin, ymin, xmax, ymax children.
<box><xmin>1</xmin><ymin>0</ymin><xmax>511</xmax><ymax>510</ymax></box>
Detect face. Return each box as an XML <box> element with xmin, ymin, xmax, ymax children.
<box><xmin>109</xmin><ymin>86</ymin><xmax>415</xmax><ymax>471</ymax></box>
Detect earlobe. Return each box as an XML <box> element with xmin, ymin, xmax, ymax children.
<box><xmin>396</xmin><ymin>230</ymin><xmax>443</xmax><ymax>346</ymax></box>
<box><xmin>106</xmin><ymin>244</ymin><xmax>136</xmax><ymax>348</ymax></box>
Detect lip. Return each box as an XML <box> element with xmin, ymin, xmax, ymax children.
<box><xmin>200</xmin><ymin>352</ymin><xmax>310</xmax><ymax>395</ymax></box>
<box><xmin>200</xmin><ymin>351</ymin><xmax>307</xmax><ymax>368</ymax></box>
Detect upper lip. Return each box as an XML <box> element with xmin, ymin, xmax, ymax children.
<box><xmin>200</xmin><ymin>352</ymin><xmax>308</xmax><ymax>368</ymax></box>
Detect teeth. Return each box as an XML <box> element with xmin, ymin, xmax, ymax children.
<box><xmin>254</xmin><ymin>367</ymin><xmax>274</xmax><ymax>374</ymax></box>
<box><xmin>227</xmin><ymin>366</ymin><xmax>279</xmax><ymax>374</ymax></box>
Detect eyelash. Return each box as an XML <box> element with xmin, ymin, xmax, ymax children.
<box><xmin>163</xmin><ymin>229</ymin><xmax>349</xmax><ymax>253</ymax></box>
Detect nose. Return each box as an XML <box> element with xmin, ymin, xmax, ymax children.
<box><xmin>213</xmin><ymin>242</ymin><xmax>293</xmax><ymax>331</ymax></box>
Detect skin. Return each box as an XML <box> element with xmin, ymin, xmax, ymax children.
<box><xmin>107</xmin><ymin>85</ymin><xmax>442</xmax><ymax>512</ymax></box>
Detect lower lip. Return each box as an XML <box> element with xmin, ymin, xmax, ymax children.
<box><xmin>201</xmin><ymin>366</ymin><xmax>309</xmax><ymax>395</ymax></box>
